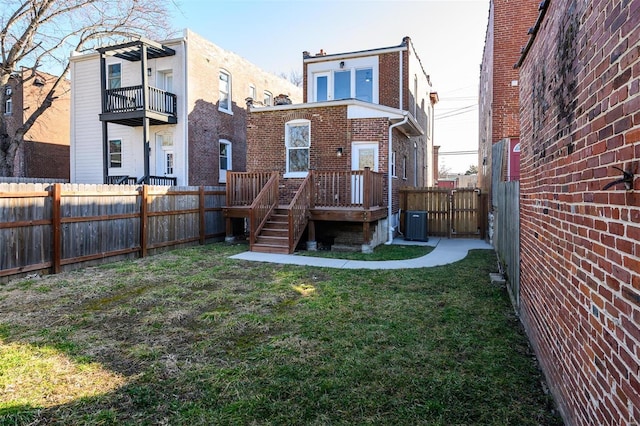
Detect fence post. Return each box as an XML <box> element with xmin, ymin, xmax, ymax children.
<box><xmin>140</xmin><ymin>185</ymin><xmax>148</xmax><ymax>257</ymax></box>
<box><xmin>51</xmin><ymin>183</ymin><xmax>62</xmax><ymax>274</ymax></box>
<box><xmin>199</xmin><ymin>186</ymin><xmax>205</xmax><ymax>245</ymax></box>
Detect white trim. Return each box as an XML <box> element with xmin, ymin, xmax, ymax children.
<box><xmin>218</xmin><ymin>69</ymin><xmax>233</xmax><ymax>115</ymax></box>
<box><xmin>285</xmin><ymin>119</ymin><xmax>311</xmax><ymax>176</ymax></box>
<box><xmin>219</xmin><ymin>139</ymin><xmax>232</xmax><ymax>183</ymax></box>
<box><xmin>303</xmin><ymin>45</ymin><xmax>407</xmax><ymax>63</ymax></box>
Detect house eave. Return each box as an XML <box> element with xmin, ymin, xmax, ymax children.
<box><xmin>250</xmin><ymin>99</ymin><xmax>423</xmax><ymax>136</ymax></box>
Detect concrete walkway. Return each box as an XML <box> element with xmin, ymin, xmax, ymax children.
<box><xmin>229</xmin><ymin>237</ymin><xmax>493</xmax><ymax>269</ymax></box>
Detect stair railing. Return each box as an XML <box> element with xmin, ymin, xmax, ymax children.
<box><xmin>287</xmin><ymin>173</ymin><xmax>312</xmax><ymax>252</ymax></box>
<box><xmin>248</xmin><ymin>172</ymin><xmax>279</xmax><ymax>249</ymax></box>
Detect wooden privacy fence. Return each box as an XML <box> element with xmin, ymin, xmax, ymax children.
<box><xmin>0</xmin><ymin>183</ymin><xmax>226</xmax><ymax>280</ymax></box>
<box><xmin>399</xmin><ymin>187</ymin><xmax>487</xmax><ymax>238</ymax></box>
<box><xmin>493</xmin><ymin>181</ymin><xmax>520</xmax><ymax>309</ymax></box>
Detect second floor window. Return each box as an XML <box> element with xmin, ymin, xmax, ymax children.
<box><xmin>108</xmin><ymin>64</ymin><xmax>121</xmax><ymax>89</ymax></box>
<box><xmin>285</xmin><ymin>119</ymin><xmax>310</xmax><ymax>176</ymax></box>
<box><xmin>219</xmin><ymin>70</ymin><xmax>231</xmax><ymax>113</ymax></box>
<box><xmin>264</xmin><ymin>91</ymin><xmax>273</xmax><ymax>106</ymax></box>
<box><xmin>313</xmin><ymin>67</ymin><xmax>374</xmax><ymax>103</ymax></box>
<box><xmin>4</xmin><ymin>86</ymin><xmax>11</xmax><ymax>115</ymax></box>
<box><xmin>248</xmin><ymin>85</ymin><xmax>256</xmax><ymax>100</ymax></box>
<box><xmin>109</xmin><ymin>139</ymin><xmax>122</xmax><ymax>168</ymax></box>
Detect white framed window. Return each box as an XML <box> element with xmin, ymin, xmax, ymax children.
<box><xmin>219</xmin><ymin>70</ymin><xmax>232</xmax><ymax>113</ymax></box>
<box><xmin>107</xmin><ymin>63</ymin><xmax>121</xmax><ymax>89</ymax></box>
<box><xmin>308</xmin><ymin>56</ymin><xmax>378</xmax><ymax>103</ymax></box>
<box><xmin>391</xmin><ymin>151</ymin><xmax>397</xmax><ymax>177</ymax></box>
<box><xmin>264</xmin><ymin>90</ymin><xmax>273</xmax><ymax>106</ymax></box>
<box><xmin>164</xmin><ymin>151</ymin><xmax>174</xmax><ymax>175</ymax></box>
<box><xmin>219</xmin><ymin>139</ymin><xmax>232</xmax><ymax>183</ymax></box>
<box><xmin>109</xmin><ymin>139</ymin><xmax>122</xmax><ymax>168</ymax></box>
<box><xmin>285</xmin><ymin>119</ymin><xmax>310</xmax><ymax>177</ymax></box>
<box><xmin>248</xmin><ymin>84</ymin><xmax>256</xmax><ymax>100</ymax></box>
<box><xmin>334</xmin><ymin>70</ymin><xmax>351</xmax><ymax>100</ymax></box>
<box><xmin>4</xmin><ymin>86</ymin><xmax>11</xmax><ymax>115</ymax></box>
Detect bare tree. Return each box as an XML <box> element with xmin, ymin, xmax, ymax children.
<box><xmin>438</xmin><ymin>163</ymin><xmax>451</xmax><ymax>178</ymax></box>
<box><xmin>0</xmin><ymin>0</ymin><xmax>174</xmax><ymax>176</ymax></box>
<box><xmin>278</xmin><ymin>69</ymin><xmax>303</xmax><ymax>88</ymax></box>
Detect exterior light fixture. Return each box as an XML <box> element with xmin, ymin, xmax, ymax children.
<box><xmin>336</xmin><ymin>147</ymin><xmax>343</xmax><ymax>157</ymax></box>
<box><xmin>339</xmin><ymin>61</ymin><xmax>345</xmax><ymax>69</ymax></box>
<box><xmin>147</xmin><ymin>68</ymin><xmax>152</xmax><ymax>76</ymax></box>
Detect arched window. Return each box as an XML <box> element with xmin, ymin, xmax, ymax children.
<box><xmin>285</xmin><ymin>119</ymin><xmax>310</xmax><ymax>177</ymax></box>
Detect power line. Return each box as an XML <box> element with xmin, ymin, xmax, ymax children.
<box><xmin>435</xmin><ymin>106</ymin><xmax>477</xmax><ymax>120</ymax></box>
<box><xmin>438</xmin><ymin>150</ymin><xmax>478</xmax><ymax>155</ymax></box>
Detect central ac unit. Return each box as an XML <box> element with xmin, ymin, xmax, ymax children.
<box><xmin>405</xmin><ymin>211</ymin><xmax>428</xmax><ymax>241</ymax></box>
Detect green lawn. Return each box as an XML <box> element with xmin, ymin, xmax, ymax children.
<box><xmin>0</xmin><ymin>243</ymin><xmax>561</xmax><ymax>425</ymax></box>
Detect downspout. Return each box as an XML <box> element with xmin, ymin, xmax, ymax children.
<box><xmin>386</xmin><ymin>112</ymin><xmax>409</xmax><ymax>245</ymax></box>
<box><xmin>399</xmin><ymin>50</ymin><xmax>403</xmax><ymax>110</ymax></box>
<box><xmin>182</xmin><ymin>32</ymin><xmax>189</xmax><ymax>185</ymax></box>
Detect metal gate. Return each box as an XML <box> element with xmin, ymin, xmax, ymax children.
<box><xmin>399</xmin><ymin>188</ymin><xmax>487</xmax><ymax>238</ymax></box>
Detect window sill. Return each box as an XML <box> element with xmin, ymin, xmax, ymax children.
<box><xmin>284</xmin><ymin>172</ymin><xmax>309</xmax><ymax>179</ymax></box>
<box><xmin>218</xmin><ymin>107</ymin><xmax>233</xmax><ymax>116</ymax></box>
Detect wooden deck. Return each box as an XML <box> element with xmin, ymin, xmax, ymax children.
<box><xmin>223</xmin><ymin>170</ymin><xmax>388</xmax><ymax>253</ymax></box>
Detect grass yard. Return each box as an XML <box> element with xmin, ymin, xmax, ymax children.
<box><xmin>0</xmin><ymin>243</ymin><xmax>561</xmax><ymax>425</ymax></box>
<box><xmin>298</xmin><ymin>243</ymin><xmax>434</xmax><ymax>261</ymax></box>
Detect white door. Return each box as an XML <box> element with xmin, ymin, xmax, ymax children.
<box><xmin>351</xmin><ymin>142</ymin><xmax>378</xmax><ymax>204</ymax></box>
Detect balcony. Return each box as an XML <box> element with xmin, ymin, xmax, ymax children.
<box><xmin>100</xmin><ymin>85</ymin><xmax>177</xmax><ymax>127</ymax></box>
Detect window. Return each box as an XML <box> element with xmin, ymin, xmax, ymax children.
<box><xmin>109</xmin><ymin>139</ymin><xmax>122</xmax><ymax>168</ymax></box>
<box><xmin>264</xmin><ymin>91</ymin><xmax>273</xmax><ymax>106</ymax></box>
<box><xmin>107</xmin><ymin>63</ymin><xmax>121</xmax><ymax>89</ymax></box>
<box><xmin>219</xmin><ymin>140</ymin><xmax>232</xmax><ymax>183</ymax></box>
<box><xmin>315</xmin><ymin>74</ymin><xmax>328</xmax><ymax>102</ymax></box>
<box><xmin>355</xmin><ymin>69</ymin><xmax>373</xmax><ymax>102</ymax></box>
<box><xmin>219</xmin><ymin>70</ymin><xmax>231</xmax><ymax>113</ymax></box>
<box><xmin>391</xmin><ymin>151</ymin><xmax>397</xmax><ymax>177</ymax></box>
<box><xmin>402</xmin><ymin>156</ymin><xmax>407</xmax><ymax>180</ymax></box>
<box><xmin>164</xmin><ymin>152</ymin><xmax>174</xmax><ymax>175</ymax></box>
<box><xmin>4</xmin><ymin>86</ymin><xmax>11</xmax><ymax>115</ymax></box>
<box><xmin>334</xmin><ymin>70</ymin><xmax>351</xmax><ymax>100</ymax></box>
<box><xmin>248</xmin><ymin>85</ymin><xmax>256</xmax><ymax>100</ymax></box>
<box><xmin>312</xmin><ymin>67</ymin><xmax>374</xmax><ymax>102</ymax></box>
<box><xmin>285</xmin><ymin>120</ymin><xmax>310</xmax><ymax>177</ymax></box>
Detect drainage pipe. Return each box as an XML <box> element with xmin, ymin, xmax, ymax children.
<box><xmin>386</xmin><ymin>113</ymin><xmax>409</xmax><ymax>245</ymax></box>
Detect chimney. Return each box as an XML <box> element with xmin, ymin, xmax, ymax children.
<box><xmin>274</xmin><ymin>94</ymin><xmax>292</xmax><ymax>105</ymax></box>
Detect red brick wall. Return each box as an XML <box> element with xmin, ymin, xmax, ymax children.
<box><xmin>519</xmin><ymin>0</ymin><xmax>640</xmax><ymax>424</ymax></box>
<box><xmin>478</xmin><ymin>0</ymin><xmax>539</xmax><ymax>191</ymax></box>
<box><xmin>247</xmin><ymin>105</ymin><xmax>417</xmax><ymax>212</ymax></box>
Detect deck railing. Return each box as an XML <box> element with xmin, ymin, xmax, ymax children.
<box><xmin>104</xmin><ymin>85</ymin><xmax>177</xmax><ymax>117</ymax></box>
<box><xmin>226</xmin><ymin>172</ymin><xmax>275</xmax><ymax>207</ymax></box>
<box><xmin>248</xmin><ymin>172</ymin><xmax>279</xmax><ymax>247</ymax></box>
<box><xmin>287</xmin><ymin>174</ymin><xmax>312</xmax><ymax>251</ymax></box>
<box><xmin>313</xmin><ymin>169</ymin><xmax>384</xmax><ymax>208</ymax></box>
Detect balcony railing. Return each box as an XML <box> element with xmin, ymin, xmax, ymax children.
<box><xmin>103</xmin><ymin>85</ymin><xmax>177</xmax><ymax>117</ymax></box>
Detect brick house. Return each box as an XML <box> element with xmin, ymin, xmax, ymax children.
<box><xmin>2</xmin><ymin>69</ymin><xmax>70</xmax><ymax>179</ymax></box>
<box><xmin>478</xmin><ymin>0</ymin><xmax>540</xmax><ymax>195</ymax></box>
<box><xmin>69</xmin><ymin>29</ymin><xmax>301</xmax><ymax>185</ymax></box>
<box><xmin>517</xmin><ymin>0</ymin><xmax>640</xmax><ymax>424</ymax></box>
<box><xmin>224</xmin><ymin>37</ymin><xmax>437</xmax><ymax>254</ymax></box>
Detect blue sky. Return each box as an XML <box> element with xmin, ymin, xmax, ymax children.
<box><xmin>170</xmin><ymin>0</ymin><xmax>490</xmax><ymax>173</ymax></box>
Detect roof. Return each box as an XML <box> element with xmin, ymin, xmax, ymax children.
<box><xmin>303</xmin><ymin>37</ymin><xmax>410</xmax><ymax>63</ymax></box>
<box><xmin>96</xmin><ymin>38</ymin><xmax>175</xmax><ymax>62</ymax></box>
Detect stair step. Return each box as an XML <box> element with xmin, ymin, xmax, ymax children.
<box><xmin>261</xmin><ymin>228</ymin><xmax>288</xmax><ymax>237</ymax></box>
<box><xmin>252</xmin><ymin>243</ymin><xmax>291</xmax><ymax>254</ymax></box>
<box><xmin>256</xmin><ymin>235</ymin><xmax>288</xmax><ymax>245</ymax></box>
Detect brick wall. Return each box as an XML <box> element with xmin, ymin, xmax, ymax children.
<box><xmin>518</xmin><ymin>0</ymin><xmax>640</xmax><ymax>424</ymax></box>
<box><xmin>4</xmin><ymin>71</ymin><xmax>70</xmax><ymax>178</ymax></box>
<box><xmin>247</xmin><ymin>104</ymin><xmax>418</xmax><ymax>213</ymax></box>
<box><xmin>185</xmin><ymin>31</ymin><xmax>302</xmax><ymax>185</ymax></box>
<box><xmin>478</xmin><ymin>0</ymin><xmax>539</xmax><ymax>191</ymax></box>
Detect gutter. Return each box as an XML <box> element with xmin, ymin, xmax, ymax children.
<box><xmin>386</xmin><ymin>112</ymin><xmax>409</xmax><ymax>245</ymax></box>
<box><xmin>514</xmin><ymin>0</ymin><xmax>550</xmax><ymax>68</ymax></box>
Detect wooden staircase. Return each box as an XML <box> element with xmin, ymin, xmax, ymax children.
<box><xmin>252</xmin><ymin>207</ymin><xmax>291</xmax><ymax>254</ymax></box>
